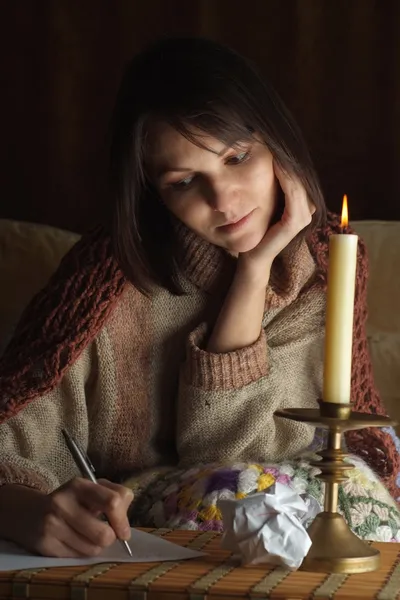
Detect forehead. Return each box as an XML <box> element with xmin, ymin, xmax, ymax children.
<box><xmin>145</xmin><ymin>120</ymin><xmax>227</xmax><ymax>174</ymax></box>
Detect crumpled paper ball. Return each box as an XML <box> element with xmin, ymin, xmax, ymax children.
<box><xmin>218</xmin><ymin>482</ymin><xmax>321</xmax><ymax>569</ymax></box>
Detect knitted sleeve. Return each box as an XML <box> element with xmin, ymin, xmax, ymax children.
<box><xmin>345</xmin><ymin>238</ymin><xmax>400</xmax><ymax>500</ymax></box>
<box><xmin>176</xmin><ymin>283</ymin><xmax>325</xmax><ymax>466</ymax></box>
<box><xmin>0</xmin><ymin>343</ymin><xmax>97</xmax><ymax>493</ymax></box>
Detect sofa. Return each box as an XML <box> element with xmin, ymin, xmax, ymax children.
<box><xmin>0</xmin><ymin>218</ymin><xmax>399</xmax><ymax>431</ymax></box>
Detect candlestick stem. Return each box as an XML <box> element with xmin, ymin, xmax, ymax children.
<box><xmin>324</xmin><ymin>482</ymin><xmax>339</xmax><ymax>513</ymax></box>
<box><xmin>275</xmin><ymin>401</ymin><xmax>397</xmax><ymax>573</ymax></box>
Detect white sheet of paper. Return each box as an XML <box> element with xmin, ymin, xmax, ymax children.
<box><xmin>0</xmin><ymin>528</ymin><xmax>204</xmax><ymax>571</ymax></box>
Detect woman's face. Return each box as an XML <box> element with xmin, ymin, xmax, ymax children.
<box><xmin>147</xmin><ymin>121</ymin><xmax>278</xmax><ymax>254</ymax></box>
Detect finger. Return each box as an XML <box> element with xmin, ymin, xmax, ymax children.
<box><xmin>97</xmin><ymin>479</ymin><xmax>135</xmax><ymax>505</ymax></box>
<box><xmin>38</xmin><ymin>510</ymin><xmax>105</xmax><ymax>558</ymax></box>
<box><xmin>59</xmin><ymin>498</ymin><xmax>117</xmax><ymax>548</ymax></box>
<box><xmin>71</xmin><ymin>478</ymin><xmax>133</xmax><ymax>541</ymax></box>
<box><xmin>25</xmin><ymin>530</ymin><xmax>86</xmax><ymax>559</ymax></box>
<box><xmin>36</xmin><ymin>538</ymin><xmax>88</xmax><ymax>558</ymax></box>
<box><xmin>98</xmin><ymin>480</ymin><xmax>135</xmax><ymax>519</ymax></box>
<box><xmin>58</xmin><ymin>523</ymin><xmax>104</xmax><ymax>557</ymax></box>
<box><xmin>51</xmin><ymin>541</ymin><xmax>88</xmax><ymax>558</ymax></box>
<box><xmin>49</xmin><ymin>488</ymin><xmax>116</xmax><ymax>549</ymax></box>
<box><xmin>97</xmin><ymin>479</ymin><xmax>134</xmax><ymax>540</ymax></box>
<box><xmin>273</xmin><ymin>161</ymin><xmax>300</xmax><ymax>195</ymax></box>
<box><xmin>49</xmin><ymin>536</ymin><xmax>102</xmax><ymax>558</ymax></box>
<box><xmin>273</xmin><ymin>160</ymin><xmax>315</xmax><ymax>214</ymax></box>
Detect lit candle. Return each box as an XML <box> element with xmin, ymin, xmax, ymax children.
<box><xmin>323</xmin><ymin>195</ymin><xmax>358</xmax><ymax>404</ymax></box>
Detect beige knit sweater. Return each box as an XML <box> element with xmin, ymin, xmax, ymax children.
<box><xmin>0</xmin><ymin>228</ymin><xmax>325</xmax><ymax>493</ymax></box>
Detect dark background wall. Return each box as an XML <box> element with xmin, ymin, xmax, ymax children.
<box><xmin>1</xmin><ymin>0</ymin><xmax>399</xmax><ymax>233</ymax></box>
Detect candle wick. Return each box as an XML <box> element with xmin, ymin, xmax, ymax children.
<box><xmin>341</xmin><ymin>226</ymin><xmax>349</xmax><ymax>234</ymax></box>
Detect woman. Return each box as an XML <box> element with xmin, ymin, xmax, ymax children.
<box><xmin>0</xmin><ymin>37</ymin><xmax>399</xmax><ymax>557</ymax></box>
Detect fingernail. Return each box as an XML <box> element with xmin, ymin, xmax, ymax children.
<box><xmin>121</xmin><ymin>527</ymin><xmax>131</xmax><ymax>540</ymax></box>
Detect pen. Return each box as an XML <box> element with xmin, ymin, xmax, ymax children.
<box><xmin>61</xmin><ymin>428</ymin><xmax>133</xmax><ymax>557</ymax></box>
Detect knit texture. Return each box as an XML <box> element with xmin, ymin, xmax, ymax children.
<box><xmin>184</xmin><ymin>325</ymin><xmax>269</xmax><ymax>389</ymax></box>
<box><xmin>0</xmin><ymin>213</ymin><xmax>398</xmax><ymax>500</ymax></box>
<box><xmin>0</xmin><ymin>226</ymin><xmax>126</xmax><ymax>417</ymax></box>
<box><xmin>0</xmin><ymin>231</ymin><xmax>324</xmax><ymax>492</ymax></box>
<box><xmin>127</xmin><ymin>458</ymin><xmax>400</xmax><ymax>541</ymax></box>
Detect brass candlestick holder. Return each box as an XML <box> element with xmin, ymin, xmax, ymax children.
<box><xmin>275</xmin><ymin>400</ymin><xmax>396</xmax><ymax>574</ymax></box>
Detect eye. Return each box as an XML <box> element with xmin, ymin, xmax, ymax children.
<box><xmin>170</xmin><ymin>175</ymin><xmax>195</xmax><ymax>190</ymax></box>
<box><xmin>226</xmin><ymin>150</ymin><xmax>251</xmax><ymax>165</ymax></box>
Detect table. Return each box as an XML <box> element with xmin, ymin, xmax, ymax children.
<box><xmin>1</xmin><ymin>529</ymin><xmax>399</xmax><ymax>599</ymax></box>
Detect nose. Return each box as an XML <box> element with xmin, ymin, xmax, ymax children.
<box><xmin>203</xmin><ymin>175</ymin><xmax>240</xmax><ymax>215</ymax></box>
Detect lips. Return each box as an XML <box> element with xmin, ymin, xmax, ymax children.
<box><xmin>218</xmin><ymin>210</ymin><xmax>255</xmax><ymax>233</ymax></box>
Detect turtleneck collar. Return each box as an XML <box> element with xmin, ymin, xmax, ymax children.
<box><xmin>174</xmin><ymin>221</ymin><xmax>317</xmax><ymax>309</ymax></box>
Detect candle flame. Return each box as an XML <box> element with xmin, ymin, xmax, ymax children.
<box><xmin>341</xmin><ymin>195</ymin><xmax>349</xmax><ymax>228</ymax></box>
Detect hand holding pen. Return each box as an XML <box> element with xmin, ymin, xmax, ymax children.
<box><xmin>0</xmin><ymin>435</ymin><xmax>135</xmax><ymax>559</ymax></box>
<box><xmin>61</xmin><ymin>429</ymin><xmax>133</xmax><ymax>556</ymax></box>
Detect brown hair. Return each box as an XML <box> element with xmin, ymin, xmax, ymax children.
<box><xmin>1</xmin><ymin>37</ymin><xmax>326</xmax><ymax>416</ymax></box>
<box><xmin>110</xmin><ymin>36</ymin><xmax>326</xmax><ymax>295</ymax></box>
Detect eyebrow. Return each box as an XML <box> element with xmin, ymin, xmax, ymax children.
<box><xmin>154</xmin><ymin>142</ymin><xmax>249</xmax><ymax>180</ymax></box>
<box><xmin>155</xmin><ymin>166</ymin><xmax>193</xmax><ymax>181</ymax></box>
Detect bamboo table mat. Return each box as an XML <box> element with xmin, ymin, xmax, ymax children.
<box><xmin>0</xmin><ymin>528</ymin><xmax>399</xmax><ymax>599</ymax></box>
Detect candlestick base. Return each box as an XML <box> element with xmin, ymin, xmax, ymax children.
<box><xmin>275</xmin><ymin>400</ymin><xmax>396</xmax><ymax>574</ymax></box>
<box><xmin>301</xmin><ymin>512</ymin><xmax>379</xmax><ymax>573</ymax></box>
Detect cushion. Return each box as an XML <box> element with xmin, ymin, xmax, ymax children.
<box><xmin>126</xmin><ymin>458</ymin><xmax>400</xmax><ymax>541</ymax></box>
<box><xmin>0</xmin><ymin>219</ymin><xmax>79</xmax><ymax>353</ymax></box>
<box><xmin>353</xmin><ymin>221</ymin><xmax>400</xmax><ymax>426</ymax></box>
<box><xmin>352</xmin><ymin>221</ymin><xmax>400</xmax><ymax>334</ymax></box>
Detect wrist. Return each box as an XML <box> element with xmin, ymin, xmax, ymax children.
<box><xmin>235</xmin><ymin>254</ymin><xmax>272</xmax><ymax>289</ymax></box>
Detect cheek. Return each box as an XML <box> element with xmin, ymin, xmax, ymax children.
<box><xmin>161</xmin><ymin>193</ymin><xmax>207</xmax><ymax>231</ymax></box>
<box><xmin>248</xmin><ymin>157</ymin><xmax>275</xmax><ymax>197</ymax></box>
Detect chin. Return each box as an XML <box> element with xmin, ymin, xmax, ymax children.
<box><xmin>222</xmin><ymin>230</ymin><xmax>265</xmax><ymax>254</ymax></box>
